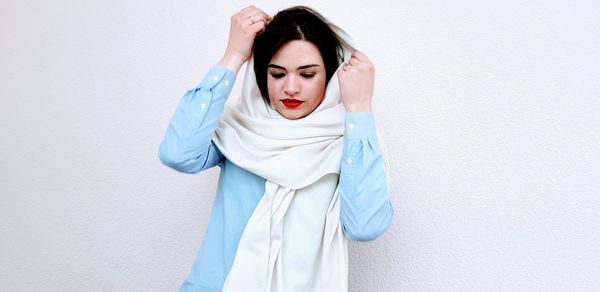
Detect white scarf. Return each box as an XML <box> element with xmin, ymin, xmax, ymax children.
<box><xmin>213</xmin><ymin>55</ymin><xmax>349</xmax><ymax>291</ymax></box>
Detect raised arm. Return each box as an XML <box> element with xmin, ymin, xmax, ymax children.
<box><xmin>158</xmin><ymin>66</ymin><xmax>235</xmax><ymax>173</ymax></box>
<box><xmin>338</xmin><ymin>51</ymin><xmax>393</xmax><ymax>241</ymax></box>
<box><xmin>158</xmin><ymin>6</ymin><xmax>271</xmax><ymax>174</ymax></box>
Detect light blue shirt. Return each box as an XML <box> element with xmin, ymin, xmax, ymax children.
<box><xmin>158</xmin><ymin>65</ymin><xmax>393</xmax><ymax>292</ymax></box>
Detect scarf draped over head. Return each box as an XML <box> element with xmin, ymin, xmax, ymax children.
<box><xmin>213</xmin><ymin>47</ymin><xmax>351</xmax><ymax>290</ymax></box>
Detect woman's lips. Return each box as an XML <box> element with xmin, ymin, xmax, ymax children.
<box><xmin>281</xmin><ymin>99</ymin><xmax>303</xmax><ymax>108</ymax></box>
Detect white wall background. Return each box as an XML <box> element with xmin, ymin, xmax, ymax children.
<box><xmin>1</xmin><ymin>0</ymin><xmax>599</xmax><ymax>291</ymax></box>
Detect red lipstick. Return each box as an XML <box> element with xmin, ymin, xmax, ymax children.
<box><xmin>281</xmin><ymin>98</ymin><xmax>303</xmax><ymax>108</ymax></box>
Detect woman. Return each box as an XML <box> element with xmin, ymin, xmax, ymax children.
<box><xmin>159</xmin><ymin>5</ymin><xmax>393</xmax><ymax>292</ymax></box>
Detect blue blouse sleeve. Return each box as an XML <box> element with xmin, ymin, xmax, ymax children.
<box><xmin>339</xmin><ymin>112</ymin><xmax>394</xmax><ymax>241</ymax></box>
<box><xmin>158</xmin><ymin>65</ymin><xmax>236</xmax><ymax>174</ymax></box>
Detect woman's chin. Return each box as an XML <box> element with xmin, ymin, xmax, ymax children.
<box><xmin>281</xmin><ymin>112</ymin><xmax>304</xmax><ymax>120</ymax></box>
<box><xmin>277</xmin><ymin>108</ymin><xmax>306</xmax><ymax>120</ymax></box>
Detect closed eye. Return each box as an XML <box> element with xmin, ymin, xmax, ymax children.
<box><xmin>270</xmin><ymin>73</ymin><xmax>285</xmax><ymax>79</ymax></box>
<box><xmin>301</xmin><ymin>73</ymin><xmax>315</xmax><ymax>78</ymax></box>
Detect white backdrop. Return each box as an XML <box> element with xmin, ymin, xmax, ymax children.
<box><xmin>1</xmin><ymin>0</ymin><xmax>599</xmax><ymax>291</ymax></box>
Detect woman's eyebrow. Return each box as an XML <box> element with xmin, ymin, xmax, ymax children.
<box><xmin>267</xmin><ymin>64</ymin><xmax>320</xmax><ymax>70</ymax></box>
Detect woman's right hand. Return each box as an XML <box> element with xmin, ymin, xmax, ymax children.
<box><xmin>219</xmin><ymin>6</ymin><xmax>271</xmax><ymax>73</ymax></box>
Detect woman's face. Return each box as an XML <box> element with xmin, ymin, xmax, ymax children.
<box><xmin>267</xmin><ymin>40</ymin><xmax>327</xmax><ymax>120</ymax></box>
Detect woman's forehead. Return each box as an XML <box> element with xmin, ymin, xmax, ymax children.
<box><xmin>269</xmin><ymin>40</ymin><xmax>324</xmax><ymax>69</ymax></box>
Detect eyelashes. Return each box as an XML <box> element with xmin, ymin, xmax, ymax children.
<box><xmin>270</xmin><ymin>73</ymin><xmax>316</xmax><ymax>79</ymax></box>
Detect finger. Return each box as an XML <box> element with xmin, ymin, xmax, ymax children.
<box><xmin>247</xmin><ymin>13</ymin><xmax>269</xmax><ymax>26</ymax></box>
<box><xmin>352</xmin><ymin>50</ymin><xmax>372</xmax><ymax>63</ymax></box>
<box><xmin>256</xmin><ymin>10</ymin><xmax>272</xmax><ymax>21</ymax></box>
<box><xmin>243</xmin><ymin>7</ymin><xmax>268</xmax><ymax>19</ymax></box>
<box><xmin>348</xmin><ymin>58</ymin><xmax>360</xmax><ymax>66</ymax></box>
<box><xmin>243</xmin><ymin>16</ymin><xmax>259</xmax><ymax>28</ymax></box>
<box><xmin>342</xmin><ymin>61</ymin><xmax>351</xmax><ymax>71</ymax></box>
<box><xmin>249</xmin><ymin>20</ymin><xmax>266</xmax><ymax>34</ymax></box>
<box><xmin>234</xmin><ymin>7</ymin><xmax>257</xmax><ymax>26</ymax></box>
<box><xmin>238</xmin><ymin>5</ymin><xmax>256</xmax><ymax>16</ymax></box>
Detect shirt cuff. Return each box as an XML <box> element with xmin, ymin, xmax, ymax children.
<box><xmin>344</xmin><ymin>112</ymin><xmax>377</xmax><ymax>140</ymax></box>
<box><xmin>197</xmin><ymin>65</ymin><xmax>236</xmax><ymax>90</ymax></box>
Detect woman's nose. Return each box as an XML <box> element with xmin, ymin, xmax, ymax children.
<box><xmin>284</xmin><ymin>76</ymin><xmax>299</xmax><ymax>96</ymax></box>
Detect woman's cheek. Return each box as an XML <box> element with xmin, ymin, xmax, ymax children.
<box><xmin>267</xmin><ymin>79</ymin><xmax>278</xmax><ymax>100</ymax></box>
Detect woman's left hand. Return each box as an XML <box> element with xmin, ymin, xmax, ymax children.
<box><xmin>337</xmin><ymin>51</ymin><xmax>374</xmax><ymax>112</ymax></box>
